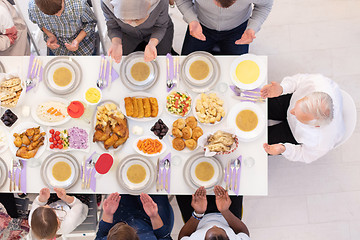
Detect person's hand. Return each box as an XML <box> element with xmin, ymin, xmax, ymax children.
<box><xmin>189</xmin><ymin>21</ymin><xmax>206</xmax><ymax>41</ymax></box>
<box><xmin>263</xmin><ymin>143</ymin><xmax>286</xmax><ymax>155</ymax></box>
<box><xmin>144</xmin><ymin>42</ymin><xmax>157</xmax><ymax>62</ymax></box>
<box><xmin>108</xmin><ymin>38</ymin><xmax>123</xmax><ymax>63</ymax></box>
<box><xmin>235</xmin><ymin>29</ymin><xmax>256</xmax><ymax>45</ymax></box>
<box><xmin>140</xmin><ymin>193</ymin><xmax>159</xmax><ymax>218</ymax></box>
<box><xmin>65</xmin><ymin>39</ymin><xmax>79</xmax><ymax>52</ymax></box>
<box><xmin>260</xmin><ymin>81</ymin><xmax>283</xmax><ymax>98</ymax></box>
<box><xmin>39</xmin><ymin>187</ymin><xmax>50</xmax><ymax>203</ymax></box>
<box><xmin>214</xmin><ymin>186</ymin><xmax>231</xmax><ymax>213</ymax></box>
<box><xmin>191</xmin><ymin>186</ymin><xmax>207</xmax><ymax>214</ymax></box>
<box><xmin>103</xmin><ymin>193</ymin><xmax>121</xmax><ymax>216</ymax></box>
<box><xmin>47</xmin><ymin>35</ymin><xmax>60</xmax><ymax>49</ymax></box>
<box><xmin>54</xmin><ymin>188</ymin><xmax>67</xmax><ymax>200</ymax></box>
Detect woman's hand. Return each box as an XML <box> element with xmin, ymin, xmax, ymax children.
<box><xmin>39</xmin><ymin>187</ymin><xmax>50</xmax><ymax>203</ymax></box>
<box><xmin>191</xmin><ymin>186</ymin><xmax>207</xmax><ymax>214</ymax></box>
<box><xmin>108</xmin><ymin>38</ymin><xmax>123</xmax><ymax>63</ymax></box>
<box><xmin>140</xmin><ymin>193</ymin><xmax>158</xmax><ymax>218</ymax></box>
<box><xmin>144</xmin><ymin>38</ymin><xmax>159</xmax><ymax>62</ymax></box>
<box><xmin>214</xmin><ymin>185</ymin><xmax>231</xmax><ymax>213</ymax></box>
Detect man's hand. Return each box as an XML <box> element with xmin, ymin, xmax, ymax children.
<box><xmin>189</xmin><ymin>21</ymin><xmax>206</xmax><ymax>41</ymax></box>
<box><xmin>140</xmin><ymin>193</ymin><xmax>159</xmax><ymax>218</ymax></box>
<box><xmin>103</xmin><ymin>193</ymin><xmax>121</xmax><ymax>216</ymax></box>
<box><xmin>214</xmin><ymin>186</ymin><xmax>231</xmax><ymax>213</ymax></box>
<box><xmin>54</xmin><ymin>188</ymin><xmax>66</xmax><ymax>200</ymax></box>
<box><xmin>263</xmin><ymin>143</ymin><xmax>286</xmax><ymax>155</ymax></box>
<box><xmin>108</xmin><ymin>38</ymin><xmax>123</xmax><ymax>63</ymax></box>
<box><xmin>191</xmin><ymin>186</ymin><xmax>207</xmax><ymax>214</ymax></box>
<box><xmin>39</xmin><ymin>187</ymin><xmax>50</xmax><ymax>203</ymax></box>
<box><xmin>47</xmin><ymin>35</ymin><xmax>60</xmax><ymax>49</ymax></box>
<box><xmin>260</xmin><ymin>81</ymin><xmax>283</xmax><ymax>98</ymax></box>
<box><xmin>65</xmin><ymin>39</ymin><xmax>79</xmax><ymax>52</ymax></box>
<box><xmin>235</xmin><ymin>29</ymin><xmax>256</xmax><ymax>45</ymax></box>
<box><xmin>144</xmin><ymin>39</ymin><xmax>158</xmax><ymax>62</ymax></box>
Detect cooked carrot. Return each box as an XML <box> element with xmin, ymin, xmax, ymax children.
<box><xmin>137</xmin><ymin>138</ymin><xmax>162</xmax><ymax>154</ymax></box>
<box><xmin>47</xmin><ymin>107</ymin><xmax>54</xmax><ymax>113</ymax></box>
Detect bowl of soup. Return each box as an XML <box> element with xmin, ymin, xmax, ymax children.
<box><xmin>185</xmin><ymin>56</ymin><xmax>214</xmax><ymax>85</ymax></box>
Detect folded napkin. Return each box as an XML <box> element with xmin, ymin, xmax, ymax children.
<box><xmin>26</xmin><ymin>54</ymin><xmax>43</xmax><ymax>92</ymax></box>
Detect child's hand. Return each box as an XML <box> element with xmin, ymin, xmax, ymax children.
<box><xmin>39</xmin><ymin>187</ymin><xmax>50</xmax><ymax>203</ymax></box>
<box><xmin>65</xmin><ymin>39</ymin><xmax>79</xmax><ymax>52</ymax></box>
<box><xmin>140</xmin><ymin>193</ymin><xmax>158</xmax><ymax>218</ymax></box>
<box><xmin>54</xmin><ymin>188</ymin><xmax>67</xmax><ymax>200</ymax></box>
<box><xmin>47</xmin><ymin>35</ymin><xmax>60</xmax><ymax>49</ymax></box>
<box><xmin>103</xmin><ymin>193</ymin><xmax>121</xmax><ymax>216</ymax></box>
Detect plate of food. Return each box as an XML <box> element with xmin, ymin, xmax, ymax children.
<box><xmin>9</xmin><ymin>122</ymin><xmax>47</xmax><ymax>159</ymax></box>
<box><xmin>180</xmin><ymin>51</ymin><xmax>221</xmax><ymax>92</ymax></box>
<box><xmin>41</xmin><ymin>152</ymin><xmax>80</xmax><ymax>189</ymax></box>
<box><xmin>227</xmin><ymin>102</ymin><xmax>266</xmax><ymax>142</ymax></box>
<box><xmin>43</xmin><ymin>57</ymin><xmax>82</xmax><ymax>95</ymax></box>
<box><xmin>0</xmin><ymin>126</ymin><xmax>8</xmax><ymax>154</ymax></box>
<box><xmin>0</xmin><ymin>74</ymin><xmax>26</xmax><ymax>108</ymax></box>
<box><xmin>0</xmin><ymin>157</ymin><xmax>8</xmax><ymax>189</ymax></box>
<box><xmin>117</xmin><ymin>154</ymin><xmax>155</xmax><ymax>194</ymax></box>
<box><xmin>31</xmin><ymin>97</ymin><xmax>70</xmax><ymax>126</ymax></box>
<box><xmin>120</xmin><ymin>92</ymin><xmax>161</xmax><ymax>121</ymax></box>
<box><xmin>184</xmin><ymin>152</ymin><xmax>223</xmax><ymax>190</ymax></box>
<box><xmin>120</xmin><ymin>52</ymin><xmax>159</xmax><ymax>91</ymax></box>
<box><xmin>193</xmin><ymin>92</ymin><xmax>226</xmax><ymax>125</ymax></box>
<box><xmin>47</xmin><ymin>127</ymin><xmax>90</xmax><ymax>152</ymax></box>
<box><xmin>169</xmin><ymin>116</ymin><xmax>203</xmax><ymax>152</ymax></box>
<box><xmin>93</xmin><ymin>101</ymin><xmax>129</xmax><ymax>150</ymax></box>
<box><xmin>133</xmin><ymin>136</ymin><xmax>166</xmax><ymax>157</ymax></box>
<box><xmin>230</xmin><ymin>54</ymin><xmax>266</xmax><ymax>90</ymax></box>
<box><xmin>198</xmin><ymin>130</ymin><xmax>239</xmax><ymax>156</ymax></box>
<box><xmin>166</xmin><ymin>90</ymin><xmax>192</xmax><ymax>117</ymax></box>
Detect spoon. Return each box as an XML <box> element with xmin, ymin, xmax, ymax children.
<box><xmin>164</xmin><ymin>159</ymin><xmax>170</xmax><ymax>192</ymax></box>
<box><xmin>96</xmin><ymin>58</ymin><xmax>105</xmax><ymax>88</ymax></box>
<box><xmin>229</xmin><ymin>160</ymin><xmax>235</xmax><ymax>191</ymax></box>
<box><xmin>234</xmin><ymin>158</ymin><xmax>241</xmax><ymax>191</ymax></box>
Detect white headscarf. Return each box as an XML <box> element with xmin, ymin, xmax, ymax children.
<box><xmin>111</xmin><ymin>0</ymin><xmax>160</xmax><ymax>20</ymax></box>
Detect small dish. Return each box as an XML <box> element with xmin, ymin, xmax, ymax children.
<box><xmin>31</xmin><ymin>97</ymin><xmax>71</xmax><ymax>126</ymax></box>
<box><xmin>133</xmin><ymin>136</ymin><xmax>166</xmax><ymax>157</ymax></box>
<box><xmin>84</xmin><ymin>87</ymin><xmax>102</xmax><ymax>105</ymax></box>
<box><xmin>165</xmin><ymin>90</ymin><xmax>192</xmax><ymax>117</ymax></box>
<box><xmin>192</xmin><ymin>91</ymin><xmax>226</xmax><ymax>125</ymax></box>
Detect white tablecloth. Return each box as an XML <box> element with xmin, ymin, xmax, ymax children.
<box><xmin>0</xmin><ymin>55</ymin><xmax>268</xmax><ymax>195</ymax></box>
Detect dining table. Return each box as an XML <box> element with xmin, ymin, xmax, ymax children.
<box><xmin>0</xmin><ymin>54</ymin><xmax>268</xmax><ymax>196</ymax></box>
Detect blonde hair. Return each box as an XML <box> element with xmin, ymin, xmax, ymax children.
<box><xmin>31</xmin><ymin>206</ymin><xmax>59</xmax><ymax>239</ymax></box>
<box><xmin>300</xmin><ymin>92</ymin><xmax>334</xmax><ymax>126</ymax></box>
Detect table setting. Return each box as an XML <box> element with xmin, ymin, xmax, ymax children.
<box><xmin>0</xmin><ymin>52</ymin><xmax>268</xmax><ymax>196</ymax></box>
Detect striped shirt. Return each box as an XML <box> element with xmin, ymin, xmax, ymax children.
<box><xmin>28</xmin><ymin>0</ymin><xmax>97</xmax><ymax>55</ymax></box>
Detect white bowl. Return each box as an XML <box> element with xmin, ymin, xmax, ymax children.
<box><xmin>192</xmin><ymin>91</ymin><xmax>226</xmax><ymax>126</ymax></box>
<box><xmin>133</xmin><ymin>136</ymin><xmax>167</xmax><ymax>157</ymax></box>
<box><xmin>84</xmin><ymin>87</ymin><xmax>102</xmax><ymax>105</ymax></box>
<box><xmin>165</xmin><ymin>90</ymin><xmax>192</xmax><ymax>118</ymax></box>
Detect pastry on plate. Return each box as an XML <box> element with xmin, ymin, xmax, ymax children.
<box><xmin>143</xmin><ymin>98</ymin><xmax>151</xmax><ymax>117</ymax></box>
<box><xmin>192</xmin><ymin>127</ymin><xmax>203</xmax><ymax>141</ymax></box>
<box><xmin>185</xmin><ymin>139</ymin><xmax>197</xmax><ymax>150</ymax></box>
<box><xmin>124</xmin><ymin>97</ymin><xmax>133</xmax><ymax>117</ymax></box>
<box><xmin>172</xmin><ymin>137</ymin><xmax>185</xmax><ymax>151</ymax></box>
<box><xmin>182</xmin><ymin>126</ymin><xmax>192</xmax><ymax>140</ymax></box>
<box><xmin>173</xmin><ymin>118</ymin><xmax>186</xmax><ymax>130</ymax></box>
<box><xmin>172</xmin><ymin>127</ymin><xmax>183</xmax><ymax>138</ymax></box>
<box><xmin>185</xmin><ymin>116</ymin><xmax>197</xmax><ymax>129</ymax></box>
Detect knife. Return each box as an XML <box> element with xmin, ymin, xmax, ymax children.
<box><xmin>225</xmin><ymin>160</ymin><xmax>230</xmax><ymax>191</ymax></box>
<box><xmin>81</xmin><ymin>157</ymin><xmax>86</xmax><ymax>189</ymax></box>
<box><xmin>9</xmin><ymin>159</ymin><xmax>13</xmax><ymax>192</ymax></box>
<box><xmin>156</xmin><ymin>158</ymin><xmax>160</xmax><ymax>192</ymax></box>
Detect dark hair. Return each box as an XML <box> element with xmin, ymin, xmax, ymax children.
<box><xmin>107</xmin><ymin>222</ymin><xmax>139</xmax><ymax>240</ymax></box>
<box><xmin>215</xmin><ymin>0</ymin><xmax>236</xmax><ymax>8</ymax></box>
<box><xmin>31</xmin><ymin>207</ymin><xmax>59</xmax><ymax>239</ymax></box>
<box><xmin>35</xmin><ymin>0</ymin><xmax>63</xmax><ymax>15</ymax></box>
<box><xmin>208</xmin><ymin>236</ymin><xmax>230</xmax><ymax>240</ymax></box>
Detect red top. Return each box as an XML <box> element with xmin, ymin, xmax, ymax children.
<box><xmin>95</xmin><ymin>153</ymin><xmax>113</xmax><ymax>174</ymax></box>
<box><xmin>67</xmin><ymin>101</ymin><xmax>84</xmax><ymax>118</ymax></box>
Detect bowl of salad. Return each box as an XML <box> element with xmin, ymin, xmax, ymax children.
<box><xmin>166</xmin><ymin>90</ymin><xmax>192</xmax><ymax>117</ymax></box>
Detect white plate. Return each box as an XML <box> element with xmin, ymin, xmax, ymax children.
<box><xmin>184</xmin><ymin>56</ymin><xmax>214</xmax><ymax>85</ymax></box>
<box><xmin>230</xmin><ymin>54</ymin><xmax>266</xmax><ymax>90</ymax></box>
<box><xmin>0</xmin><ymin>157</ymin><xmax>8</xmax><ymax>189</ymax></box>
<box><xmin>41</xmin><ymin>152</ymin><xmax>80</xmax><ymax>189</ymax></box>
<box><xmin>0</xmin><ymin>126</ymin><xmax>9</xmax><ymax>154</ymax></box>
<box><xmin>0</xmin><ymin>73</ymin><xmax>27</xmax><ymax>108</ymax></box>
<box><xmin>119</xmin><ymin>92</ymin><xmax>162</xmax><ymax>122</ymax></box>
<box><xmin>133</xmin><ymin>136</ymin><xmax>167</xmax><ymax>157</ymax></box>
<box><xmin>227</xmin><ymin>102</ymin><xmax>266</xmax><ymax>142</ymax></box>
<box><xmin>192</xmin><ymin>91</ymin><xmax>226</xmax><ymax>126</ymax></box>
<box><xmin>117</xmin><ymin>154</ymin><xmax>155</xmax><ymax>194</ymax></box>
<box><xmin>183</xmin><ymin>153</ymin><xmax>223</xmax><ymax>191</ymax></box>
<box><xmin>43</xmin><ymin>57</ymin><xmax>82</xmax><ymax>95</ymax></box>
<box><xmin>31</xmin><ymin>97</ymin><xmax>70</xmax><ymax>126</ymax></box>
<box><xmin>9</xmin><ymin>122</ymin><xmax>47</xmax><ymax>160</ymax></box>
<box><xmin>46</xmin><ymin>126</ymin><xmax>90</xmax><ymax>153</ymax></box>
<box><xmin>165</xmin><ymin>90</ymin><xmax>192</xmax><ymax>118</ymax></box>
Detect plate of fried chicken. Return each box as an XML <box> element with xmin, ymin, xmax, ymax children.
<box><xmin>9</xmin><ymin>122</ymin><xmax>47</xmax><ymax>159</ymax></box>
<box><xmin>93</xmin><ymin>101</ymin><xmax>129</xmax><ymax>150</ymax></box>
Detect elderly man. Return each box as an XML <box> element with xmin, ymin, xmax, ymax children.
<box><xmin>175</xmin><ymin>0</ymin><xmax>273</xmax><ymax>55</ymax></box>
<box><xmin>177</xmin><ymin>186</ymin><xmax>250</xmax><ymax>240</ymax></box>
<box><xmin>261</xmin><ymin>74</ymin><xmax>344</xmax><ymax>163</ymax></box>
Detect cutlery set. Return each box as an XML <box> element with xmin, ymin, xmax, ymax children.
<box><xmin>8</xmin><ymin>159</ymin><xmax>22</xmax><ymax>192</ymax></box>
<box><xmin>166</xmin><ymin>54</ymin><xmax>180</xmax><ymax>91</ymax></box>
<box><xmin>225</xmin><ymin>155</ymin><xmax>242</xmax><ymax>194</ymax></box>
<box><xmin>230</xmin><ymin>86</ymin><xmax>265</xmax><ymax>103</ymax></box>
<box><xmin>26</xmin><ymin>57</ymin><xmax>43</xmax><ymax>91</ymax></box>
<box><xmin>81</xmin><ymin>155</ymin><xmax>95</xmax><ymax>190</ymax></box>
<box><xmin>156</xmin><ymin>157</ymin><xmax>171</xmax><ymax>193</ymax></box>
<box><xmin>97</xmin><ymin>56</ymin><xmax>113</xmax><ymax>89</ymax></box>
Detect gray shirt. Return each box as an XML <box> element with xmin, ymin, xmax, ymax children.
<box><xmin>175</xmin><ymin>0</ymin><xmax>273</xmax><ymax>32</ymax></box>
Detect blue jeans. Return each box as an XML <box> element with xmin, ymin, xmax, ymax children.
<box><xmin>181</xmin><ymin>20</ymin><xmax>249</xmax><ymax>55</ymax></box>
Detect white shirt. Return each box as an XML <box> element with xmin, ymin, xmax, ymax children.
<box><xmin>29</xmin><ymin>196</ymin><xmax>88</xmax><ymax>235</ymax></box>
<box><xmin>280</xmin><ymin>74</ymin><xmax>344</xmax><ymax>163</ymax></box>
<box><xmin>180</xmin><ymin>213</ymin><xmax>250</xmax><ymax>240</ymax></box>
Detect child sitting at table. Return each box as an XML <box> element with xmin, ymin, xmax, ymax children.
<box><xmin>29</xmin><ymin>187</ymin><xmax>89</xmax><ymax>239</ymax></box>
<box><xmin>28</xmin><ymin>0</ymin><xmax>97</xmax><ymax>56</ymax></box>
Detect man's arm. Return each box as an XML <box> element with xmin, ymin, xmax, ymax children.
<box><xmin>178</xmin><ymin>215</ymin><xmax>201</xmax><ymax>239</ymax></box>
<box><xmin>101</xmin><ymin>0</ymin><xmax>123</xmax><ymax>40</ymax></box>
<box><xmin>246</xmin><ymin>0</ymin><xmax>274</xmax><ymax>33</ymax></box>
<box><xmin>221</xmin><ymin>210</ymin><xmax>249</xmax><ymax>236</ymax></box>
<box><xmin>175</xmin><ymin>0</ymin><xmax>199</xmax><ymax>24</ymax></box>
<box><xmin>150</xmin><ymin>0</ymin><xmax>170</xmax><ymax>44</ymax></box>
<box><xmin>282</xmin><ymin>143</ymin><xmax>329</xmax><ymax>163</ymax></box>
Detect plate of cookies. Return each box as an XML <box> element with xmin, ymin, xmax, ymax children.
<box><xmin>120</xmin><ymin>92</ymin><xmax>162</xmax><ymax>122</ymax></box>
<box><xmin>0</xmin><ymin>73</ymin><xmax>26</xmax><ymax>108</ymax></box>
<box><xmin>169</xmin><ymin>116</ymin><xmax>203</xmax><ymax>152</ymax></box>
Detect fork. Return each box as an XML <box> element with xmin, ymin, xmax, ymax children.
<box><xmin>96</xmin><ymin>57</ymin><xmax>105</xmax><ymax>88</ymax></box>
<box><xmin>173</xmin><ymin>57</ymin><xmax>180</xmax><ymax>86</ymax></box>
<box><xmin>12</xmin><ymin>159</ymin><xmax>17</xmax><ymax>191</ymax></box>
<box><xmin>17</xmin><ymin>159</ymin><xmax>22</xmax><ymax>192</ymax></box>
<box><xmin>33</xmin><ymin>59</ymin><xmax>42</xmax><ymax>92</ymax></box>
<box><xmin>86</xmin><ymin>159</ymin><xmax>95</xmax><ymax>189</ymax></box>
<box><xmin>229</xmin><ymin>160</ymin><xmax>235</xmax><ymax>191</ymax></box>
<box><xmin>26</xmin><ymin>58</ymin><xmax>39</xmax><ymax>87</ymax></box>
<box><xmin>159</xmin><ymin>160</ymin><xmax>165</xmax><ymax>191</ymax></box>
